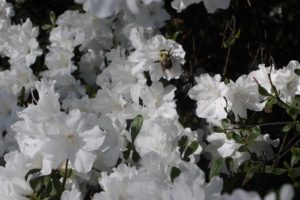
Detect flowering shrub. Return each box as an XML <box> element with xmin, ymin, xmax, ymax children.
<box><xmin>0</xmin><ymin>0</ymin><xmax>300</xmax><ymax>199</ymax></box>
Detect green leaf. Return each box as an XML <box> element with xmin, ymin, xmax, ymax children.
<box><xmin>227</xmin><ymin>111</ymin><xmax>236</xmax><ymax>122</ymax></box>
<box><xmin>282</xmin><ymin>123</ymin><xmax>294</xmax><ymax>133</ymax></box>
<box><xmin>238</xmin><ymin>145</ymin><xmax>248</xmax><ymax>152</ymax></box>
<box><xmin>170</xmin><ymin>167</ymin><xmax>181</xmax><ymax>182</ymax></box>
<box><xmin>130</xmin><ymin>115</ymin><xmax>143</xmax><ymax>142</ymax></box>
<box><xmin>178</xmin><ymin>135</ymin><xmax>188</xmax><ymax>147</ymax></box>
<box><xmin>296</xmin><ymin>123</ymin><xmax>300</xmax><ymax>133</ymax></box>
<box><xmin>123</xmin><ymin>149</ymin><xmax>130</xmax><ymax>160</ymax></box>
<box><xmin>291</xmin><ymin>147</ymin><xmax>300</xmax><ymax>167</ymax></box>
<box><xmin>25</xmin><ymin>168</ymin><xmax>41</xmax><ymax>180</ymax></box>
<box><xmin>41</xmin><ymin>24</ymin><xmax>52</xmax><ymax>31</ymax></box>
<box><xmin>265</xmin><ymin>165</ymin><xmax>273</xmax><ymax>174</ymax></box>
<box><xmin>49</xmin><ymin>11</ymin><xmax>56</xmax><ymax>25</ymax></box>
<box><xmin>247</xmin><ymin>127</ymin><xmax>260</xmax><ymax>144</ymax></box>
<box><xmin>209</xmin><ymin>158</ymin><xmax>223</xmax><ymax>179</ymax></box>
<box><xmin>30</xmin><ymin>176</ymin><xmax>49</xmax><ymax>197</ymax></box>
<box><xmin>183</xmin><ymin>141</ymin><xmax>199</xmax><ymax>158</ymax></box>
<box><xmin>288</xmin><ymin>167</ymin><xmax>300</xmax><ymax>178</ymax></box>
<box><xmin>264</xmin><ymin>98</ymin><xmax>277</xmax><ymax>113</ymax></box>
<box><xmin>294</xmin><ymin>69</ymin><xmax>300</xmax><ymax>76</ymax></box>
<box><xmin>223</xmin><ymin>29</ymin><xmax>240</xmax><ymax>48</ymax></box>
<box><xmin>284</xmin><ymin>161</ymin><xmax>290</xmax><ymax>169</ymax></box>
<box><xmin>232</xmin><ymin>133</ymin><xmax>244</xmax><ymax>144</ymax></box>
<box><xmin>213</xmin><ymin>126</ymin><xmax>224</xmax><ymax>133</ymax></box>
<box><xmin>132</xmin><ymin>150</ymin><xmax>141</xmax><ymax>163</ymax></box>
<box><xmin>178</xmin><ymin>135</ymin><xmax>188</xmax><ymax>155</ymax></box>
<box><xmin>272</xmin><ymin>167</ymin><xmax>287</xmax><ymax>175</ymax></box>
<box><xmin>258</xmin><ymin>84</ymin><xmax>269</xmax><ymax>96</ymax></box>
<box><xmin>17</xmin><ymin>86</ymin><xmax>26</xmax><ymax>106</ymax></box>
<box><xmin>226</xmin><ymin>131</ymin><xmax>234</xmax><ymax>140</ymax></box>
<box><xmin>286</xmin><ymin>107</ymin><xmax>298</xmax><ymax>120</ymax></box>
<box><xmin>221</xmin><ymin>119</ymin><xmax>229</xmax><ymax>129</ymax></box>
<box><xmin>225</xmin><ymin>157</ymin><xmax>234</xmax><ymax>173</ymax></box>
<box><xmin>295</xmin><ymin>95</ymin><xmax>300</xmax><ymax>105</ymax></box>
<box><xmin>59</xmin><ymin>168</ymin><xmax>72</xmax><ymax>179</ymax></box>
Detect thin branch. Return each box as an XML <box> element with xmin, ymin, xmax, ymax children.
<box><xmin>62</xmin><ymin>159</ymin><xmax>69</xmax><ymax>189</ymax></box>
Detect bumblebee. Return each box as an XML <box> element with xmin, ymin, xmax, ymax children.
<box><xmin>157</xmin><ymin>49</ymin><xmax>173</xmax><ymax>72</ymax></box>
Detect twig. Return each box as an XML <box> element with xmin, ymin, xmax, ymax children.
<box><xmin>62</xmin><ymin>159</ymin><xmax>69</xmax><ymax>189</ymax></box>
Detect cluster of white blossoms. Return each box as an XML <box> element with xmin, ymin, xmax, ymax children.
<box><xmin>0</xmin><ymin>0</ymin><xmax>296</xmax><ymax>199</ymax></box>
<box><xmin>188</xmin><ymin>61</ymin><xmax>300</xmax><ymax>171</ymax></box>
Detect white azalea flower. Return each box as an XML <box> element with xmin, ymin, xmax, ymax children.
<box><xmin>12</xmin><ymin>81</ymin><xmax>105</xmax><ymax>174</ymax></box>
<box><xmin>90</xmin><ymin>89</ymin><xmax>127</xmax><ymax>115</ymax></box>
<box><xmin>0</xmin><ymin>18</ymin><xmax>42</xmax><ymax>67</ymax></box>
<box><xmin>75</xmin><ymin>0</ymin><xmax>163</xmax><ymax>19</ymax></box>
<box><xmin>203</xmin><ymin>0</ymin><xmax>231</xmax><ymax>13</ymax></box>
<box><xmin>43</xmin><ymin>45</ymin><xmax>76</xmax><ymax>77</ymax></box>
<box><xmin>129</xmin><ymin>29</ymin><xmax>185</xmax><ymax>81</ymax></box>
<box><xmin>188</xmin><ymin>74</ymin><xmax>229</xmax><ymax>121</ymax></box>
<box><xmin>171</xmin><ymin>0</ymin><xmax>231</xmax><ymax>13</ymax></box>
<box><xmin>171</xmin><ymin>0</ymin><xmax>202</xmax><ymax>12</ymax></box>
<box><xmin>14</xmin><ymin>110</ymin><xmax>106</xmax><ymax>175</ymax></box>
<box><xmin>248</xmin><ymin>64</ymin><xmax>276</xmax><ymax>94</ymax></box>
<box><xmin>57</xmin><ymin>10</ymin><xmax>113</xmax><ymax>50</ymax></box>
<box><xmin>227</xmin><ymin>75</ymin><xmax>266</xmax><ymax>118</ymax></box>
<box><xmin>273</xmin><ymin>60</ymin><xmax>300</xmax><ymax>102</ymax></box>
<box><xmin>221</xmin><ymin>184</ymin><xmax>294</xmax><ymax>200</ymax></box>
<box><xmin>97</xmin><ymin>47</ymin><xmax>146</xmax><ymax>104</ymax></box>
<box><xmin>94</xmin><ymin>116</ymin><xmax>126</xmax><ymax>171</ymax></box>
<box><xmin>124</xmin><ymin>1</ymin><xmax>170</xmax><ymax>28</ymax></box>
<box><xmin>134</xmin><ymin>117</ymin><xmax>181</xmax><ymax>157</ymax></box>
<box><xmin>93</xmin><ymin>164</ymin><xmax>139</xmax><ymax>200</ymax></box>
<box><xmin>0</xmin><ymin>151</ymin><xmax>39</xmax><ymax>200</ymax></box>
<box><xmin>0</xmin><ymin>64</ymin><xmax>37</xmax><ymax>95</ymax></box>
<box><xmin>0</xmin><ymin>0</ymin><xmax>14</xmax><ymax>29</ymax></box>
<box><xmin>61</xmin><ymin>185</ymin><xmax>82</xmax><ymax>200</ymax></box>
<box><xmin>140</xmin><ymin>82</ymin><xmax>178</xmax><ymax>119</ymax></box>
<box><xmin>0</xmin><ymin>90</ymin><xmax>19</xmax><ymax>134</ymax></box>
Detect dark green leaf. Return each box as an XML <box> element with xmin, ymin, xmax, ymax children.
<box><xmin>226</xmin><ymin>131</ymin><xmax>234</xmax><ymax>140</ymax></box>
<box><xmin>291</xmin><ymin>147</ymin><xmax>300</xmax><ymax>167</ymax></box>
<box><xmin>232</xmin><ymin>133</ymin><xmax>244</xmax><ymax>143</ymax></box>
<box><xmin>183</xmin><ymin>141</ymin><xmax>199</xmax><ymax>158</ymax></box>
<box><xmin>227</xmin><ymin>111</ymin><xmax>236</xmax><ymax>122</ymax></box>
<box><xmin>170</xmin><ymin>167</ymin><xmax>181</xmax><ymax>182</ymax></box>
<box><xmin>41</xmin><ymin>24</ymin><xmax>52</xmax><ymax>31</ymax></box>
<box><xmin>221</xmin><ymin>119</ymin><xmax>229</xmax><ymax>129</ymax></box>
<box><xmin>272</xmin><ymin>167</ymin><xmax>287</xmax><ymax>175</ymax></box>
<box><xmin>258</xmin><ymin>85</ymin><xmax>269</xmax><ymax>96</ymax></box>
<box><xmin>238</xmin><ymin>145</ymin><xmax>248</xmax><ymax>152</ymax></box>
<box><xmin>225</xmin><ymin>157</ymin><xmax>234</xmax><ymax>173</ymax></box>
<box><xmin>213</xmin><ymin>126</ymin><xmax>224</xmax><ymax>133</ymax></box>
<box><xmin>247</xmin><ymin>127</ymin><xmax>260</xmax><ymax>144</ymax></box>
<box><xmin>282</xmin><ymin>123</ymin><xmax>294</xmax><ymax>133</ymax></box>
<box><xmin>284</xmin><ymin>161</ymin><xmax>290</xmax><ymax>169</ymax></box>
<box><xmin>49</xmin><ymin>11</ymin><xmax>56</xmax><ymax>25</ymax></box>
<box><xmin>294</xmin><ymin>69</ymin><xmax>300</xmax><ymax>76</ymax></box>
<box><xmin>178</xmin><ymin>136</ymin><xmax>188</xmax><ymax>147</ymax></box>
<box><xmin>59</xmin><ymin>168</ymin><xmax>72</xmax><ymax>179</ymax></box>
<box><xmin>209</xmin><ymin>158</ymin><xmax>223</xmax><ymax>179</ymax></box>
<box><xmin>286</xmin><ymin>107</ymin><xmax>298</xmax><ymax>120</ymax></box>
<box><xmin>132</xmin><ymin>150</ymin><xmax>141</xmax><ymax>162</ymax></box>
<box><xmin>223</xmin><ymin>30</ymin><xmax>240</xmax><ymax>48</ymax></box>
<box><xmin>25</xmin><ymin>168</ymin><xmax>41</xmax><ymax>180</ymax></box>
<box><xmin>288</xmin><ymin>167</ymin><xmax>300</xmax><ymax>178</ymax></box>
<box><xmin>265</xmin><ymin>165</ymin><xmax>273</xmax><ymax>174</ymax></box>
<box><xmin>130</xmin><ymin>115</ymin><xmax>143</xmax><ymax>142</ymax></box>
<box><xmin>123</xmin><ymin>149</ymin><xmax>130</xmax><ymax>160</ymax></box>
<box><xmin>295</xmin><ymin>95</ymin><xmax>300</xmax><ymax>105</ymax></box>
<box><xmin>264</xmin><ymin>98</ymin><xmax>277</xmax><ymax>113</ymax></box>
